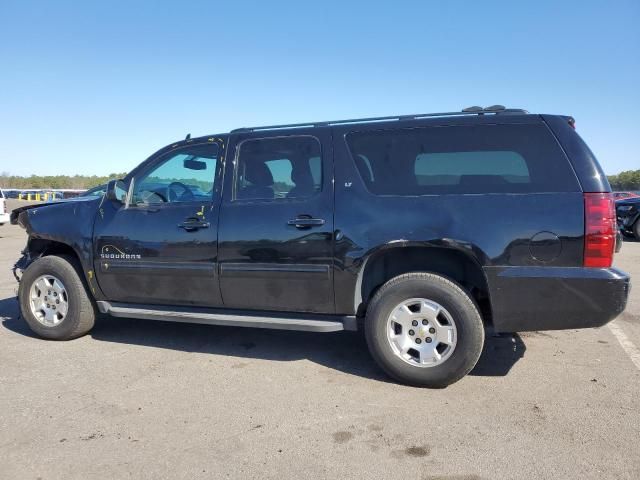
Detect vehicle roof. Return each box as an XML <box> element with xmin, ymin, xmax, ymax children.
<box><xmin>166</xmin><ymin>107</ymin><xmax>557</xmax><ymax>151</ymax></box>
<box><xmin>229</xmin><ymin>106</ymin><xmax>552</xmax><ymax>136</ymax></box>
<box><xmin>136</xmin><ymin>107</ymin><xmax>565</xmax><ymax>182</ymax></box>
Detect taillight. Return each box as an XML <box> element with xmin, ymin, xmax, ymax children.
<box><xmin>583</xmin><ymin>193</ymin><xmax>615</xmax><ymax>267</ymax></box>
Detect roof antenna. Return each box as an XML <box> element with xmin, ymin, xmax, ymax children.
<box><xmin>185</xmin><ymin>133</ymin><xmax>191</xmax><ymax>140</ymax></box>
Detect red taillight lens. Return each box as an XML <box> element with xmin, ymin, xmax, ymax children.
<box><xmin>584</xmin><ymin>193</ymin><xmax>615</xmax><ymax>267</ymax></box>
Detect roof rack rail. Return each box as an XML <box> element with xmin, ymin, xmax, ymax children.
<box><xmin>230</xmin><ymin>106</ymin><xmax>528</xmax><ymax>133</ymax></box>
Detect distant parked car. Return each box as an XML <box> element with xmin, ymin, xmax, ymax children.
<box><xmin>613</xmin><ymin>191</ymin><xmax>640</xmax><ymax>200</ymax></box>
<box><xmin>616</xmin><ymin>196</ymin><xmax>640</xmax><ymax>239</ymax></box>
<box><xmin>62</xmin><ymin>191</ymin><xmax>83</xmax><ymax>199</ymax></box>
<box><xmin>20</xmin><ymin>190</ymin><xmax>39</xmax><ymax>200</ymax></box>
<box><xmin>0</xmin><ymin>188</ymin><xmax>9</xmax><ymax>225</ymax></box>
<box><xmin>80</xmin><ymin>184</ymin><xmax>107</xmax><ymax>198</ymax></box>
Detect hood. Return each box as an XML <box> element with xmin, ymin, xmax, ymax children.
<box><xmin>10</xmin><ymin>196</ymin><xmax>101</xmax><ymax>226</ymax></box>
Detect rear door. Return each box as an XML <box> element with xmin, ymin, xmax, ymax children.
<box><xmin>218</xmin><ymin>127</ymin><xmax>335</xmax><ymax>313</ymax></box>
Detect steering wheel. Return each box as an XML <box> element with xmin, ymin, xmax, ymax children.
<box><xmin>138</xmin><ymin>190</ymin><xmax>167</xmax><ymax>203</ymax></box>
<box><xmin>167</xmin><ymin>181</ymin><xmax>194</xmax><ymax>202</ymax></box>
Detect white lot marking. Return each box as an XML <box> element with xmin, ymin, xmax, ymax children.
<box><xmin>608</xmin><ymin>321</ymin><xmax>640</xmax><ymax>371</ymax></box>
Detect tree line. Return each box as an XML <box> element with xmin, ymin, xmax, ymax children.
<box><xmin>0</xmin><ymin>173</ymin><xmax>127</xmax><ymax>190</ymax></box>
<box><xmin>1</xmin><ymin>169</ymin><xmax>639</xmax><ymax>191</ymax></box>
<box><xmin>607</xmin><ymin>169</ymin><xmax>640</xmax><ymax>191</ymax></box>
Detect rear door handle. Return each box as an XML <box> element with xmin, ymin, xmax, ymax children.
<box><xmin>179</xmin><ymin>218</ymin><xmax>210</xmax><ymax>231</ymax></box>
<box><xmin>287</xmin><ymin>216</ymin><xmax>325</xmax><ymax>229</ymax></box>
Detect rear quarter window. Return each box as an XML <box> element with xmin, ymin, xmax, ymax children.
<box><xmin>346</xmin><ymin>123</ymin><xmax>580</xmax><ymax>195</ymax></box>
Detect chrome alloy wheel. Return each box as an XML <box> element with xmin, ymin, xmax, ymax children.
<box><xmin>386</xmin><ymin>298</ymin><xmax>457</xmax><ymax>367</ymax></box>
<box><xmin>29</xmin><ymin>275</ymin><xmax>69</xmax><ymax>327</ymax></box>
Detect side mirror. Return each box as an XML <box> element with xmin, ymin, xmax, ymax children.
<box><xmin>105</xmin><ymin>179</ymin><xmax>128</xmax><ymax>204</ymax></box>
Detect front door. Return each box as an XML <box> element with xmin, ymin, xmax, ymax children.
<box><xmin>218</xmin><ymin>128</ymin><xmax>335</xmax><ymax>313</ymax></box>
<box><xmin>93</xmin><ymin>141</ymin><xmax>224</xmax><ymax>307</ymax></box>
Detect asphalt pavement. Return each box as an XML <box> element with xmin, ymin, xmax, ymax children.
<box><xmin>0</xmin><ymin>203</ymin><xmax>638</xmax><ymax>480</ymax></box>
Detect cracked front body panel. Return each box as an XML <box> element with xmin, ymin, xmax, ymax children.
<box><xmin>11</xmin><ymin>197</ymin><xmax>105</xmax><ymax>299</ymax></box>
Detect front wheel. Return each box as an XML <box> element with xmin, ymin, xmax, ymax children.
<box><xmin>18</xmin><ymin>255</ymin><xmax>96</xmax><ymax>340</ymax></box>
<box><xmin>365</xmin><ymin>272</ymin><xmax>485</xmax><ymax>387</ymax></box>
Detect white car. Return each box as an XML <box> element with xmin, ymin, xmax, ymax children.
<box><xmin>0</xmin><ymin>188</ymin><xmax>9</xmax><ymax>225</ymax></box>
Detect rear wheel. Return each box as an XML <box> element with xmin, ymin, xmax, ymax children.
<box><xmin>19</xmin><ymin>255</ymin><xmax>96</xmax><ymax>340</ymax></box>
<box><xmin>365</xmin><ymin>272</ymin><xmax>484</xmax><ymax>387</ymax></box>
<box><xmin>633</xmin><ymin>220</ymin><xmax>640</xmax><ymax>240</ymax></box>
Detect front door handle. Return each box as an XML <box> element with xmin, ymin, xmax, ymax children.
<box><xmin>287</xmin><ymin>216</ymin><xmax>325</xmax><ymax>229</ymax></box>
<box><xmin>179</xmin><ymin>218</ymin><xmax>210</xmax><ymax>231</ymax></box>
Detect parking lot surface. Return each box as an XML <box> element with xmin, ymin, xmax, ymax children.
<box><xmin>1</xmin><ymin>202</ymin><xmax>639</xmax><ymax>480</ymax></box>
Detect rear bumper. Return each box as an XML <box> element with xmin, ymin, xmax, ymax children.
<box><xmin>485</xmin><ymin>266</ymin><xmax>630</xmax><ymax>332</ymax></box>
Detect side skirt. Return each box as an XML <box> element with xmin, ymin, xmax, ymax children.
<box><xmin>96</xmin><ymin>301</ymin><xmax>357</xmax><ymax>333</ymax></box>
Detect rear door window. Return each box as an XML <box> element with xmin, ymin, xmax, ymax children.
<box><xmin>346</xmin><ymin>124</ymin><xmax>579</xmax><ymax>195</ymax></box>
<box><xmin>234</xmin><ymin>136</ymin><xmax>322</xmax><ymax>201</ymax></box>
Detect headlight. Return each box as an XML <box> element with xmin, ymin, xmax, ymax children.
<box><xmin>617</xmin><ymin>205</ymin><xmax>634</xmax><ymax>212</ymax></box>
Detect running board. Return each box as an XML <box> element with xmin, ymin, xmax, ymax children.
<box><xmin>96</xmin><ymin>301</ymin><xmax>357</xmax><ymax>333</ymax></box>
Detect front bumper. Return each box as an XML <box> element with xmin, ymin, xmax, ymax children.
<box><xmin>12</xmin><ymin>251</ymin><xmax>33</xmax><ymax>283</ymax></box>
<box><xmin>485</xmin><ymin>266</ymin><xmax>630</xmax><ymax>332</ymax></box>
<box><xmin>0</xmin><ymin>212</ymin><xmax>9</xmax><ymax>225</ymax></box>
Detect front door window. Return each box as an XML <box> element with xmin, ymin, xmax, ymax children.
<box><xmin>133</xmin><ymin>144</ymin><xmax>219</xmax><ymax>205</ymax></box>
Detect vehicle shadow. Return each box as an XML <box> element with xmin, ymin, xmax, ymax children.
<box><xmin>0</xmin><ymin>296</ymin><xmax>38</xmax><ymax>338</ymax></box>
<box><xmin>471</xmin><ymin>330</ymin><xmax>526</xmax><ymax>377</ymax></box>
<box><xmin>0</xmin><ymin>295</ymin><xmax>525</xmax><ymax>383</ymax></box>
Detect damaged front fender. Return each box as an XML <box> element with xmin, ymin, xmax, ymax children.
<box><xmin>11</xmin><ymin>197</ymin><xmax>104</xmax><ymax>299</ymax></box>
<box><xmin>12</xmin><ymin>249</ymin><xmax>37</xmax><ymax>283</ymax></box>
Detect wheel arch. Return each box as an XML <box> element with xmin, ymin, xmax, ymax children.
<box><xmin>19</xmin><ymin>237</ymin><xmax>101</xmax><ymax>300</ymax></box>
<box><xmin>27</xmin><ymin>237</ymin><xmax>79</xmax><ymax>258</ymax></box>
<box><xmin>354</xmin><ymin>242</ymin><xmax>493</xmax><ymax>324</ymax></box>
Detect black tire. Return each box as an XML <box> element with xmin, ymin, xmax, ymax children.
<box><xmin>365</xmin><ymin>272</ymin><xmax>484</xmax><ymax>388</ymax></box>
<box><xmin>633</xmin><ymin>220</ymin><xmax>640</xmax><ymax>241</ymax></box>
<box><xmin>19</xmin><ymin>255</ymin><xmax>96</xmax><ymax>340</ymax></box>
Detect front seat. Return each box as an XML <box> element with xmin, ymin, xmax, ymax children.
<box><xmin>237</xmin><ymin>161</ymin><xmax>275</xmax><ymax>199</ymax></box>
<box><xmin>287</xmin><ymin>163</ymin><xmax>315</xmax><ymax>198</ymax></box>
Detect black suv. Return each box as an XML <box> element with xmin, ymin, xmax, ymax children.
<box><xmin>11</xmin><ymin>106</ymin><xmax>630</xmax><ymax>387</ymax></box>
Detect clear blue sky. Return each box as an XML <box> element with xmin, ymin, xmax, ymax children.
<box><xmin>0</xmin><ymin>0</ymin><xmax>638</xmax><ymax>177</ymax></box>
